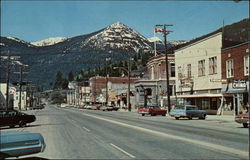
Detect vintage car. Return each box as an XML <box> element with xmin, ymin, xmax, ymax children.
<box><xmin>0</xmin><ymin>131</ymin><xmax>46</xmax><ymax>158</ymax></box>
<box><xmin>235</xmin><ymin>111</ymin><xmax>249</xmax><ymax>128</ymax></box>
<box><xmin>169</xmin><ymin>105</ymin><xmax>206</xmax><ymax>120</ymax></box>
<box><xmin>137</xmin><ymin>106</ymin><xmax>167</xmax><ymax>116</ymax></box>
<box><xmin>31</xmin><ymin>104</ymin><xmax>45</xmax><ymax>110</ymax></box>
<box><xmin>0</xmin><ymin>110</ymin><xmax>36</xmax><ymax>128</ymax></box>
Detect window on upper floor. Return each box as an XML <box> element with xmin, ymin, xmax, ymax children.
<box><xmin>244</xmin><ymin>55</ymin><xmax>249</xmax><ymax>76</ymax></box>
<box><xmin>178</xmin><ymin>66</ymin><xmax>182</xmax><ymax>79</ymax></box>
<box><xmin>226</xmin><ymin>59</ymin><xmax>234</xmax><ymax>78</ymax></box>
<box><xmin>198</xmin><ymin>60</ymin><xmax>205</xmax><ymax>76</ymax></box>
<box><xmin>209</xmin><ymin>56</ymin><xmax>217</xmax><ymax>74</ymax></box>
<box><xmin>171</xmin><ymin>63</ymin><xmax>175</xmax><ymax>77</ymax></box>
<box><xmin>187</xmin><ymin>64</ymin><xmax>191</xmax><ymax>78</ymax></box>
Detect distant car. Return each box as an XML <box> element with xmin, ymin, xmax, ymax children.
<box><xmin>0</xmin><ymin>110</ymin><xmax>36</xmax><ymax>128</ymax></box>
<box><xmin>31</xmin><ymin>104</ymin><xmax>45</xmax><ymax>110</ymax></box>
<box><xmin>137</xmin><ymin>106</ymin><xmax>167</xmax><ymax>116</ymax></box>
<box><xmin>91</xmin><ymin>104</ymin><xmax>101</xmax><ymax>110</ymax></box>
<box><xmin>0</xmin><ymin>131</ymin><xmax>46</xmax><ymax>158</ymax></box>
<box><xmin>235</xmin><ymin>111</ymin><xmax>249</xmax><ymax>128</ymax></box>
<box><xmin>100</xmin><ymin>105</ymin><xmax>108</xmax><ymax>111</ymax></box>
<box><xmin>169</xmin><ymin>105</ymin><xmax>206</xmax><ymax>120</ymax></box>
<box><xmin>106</xmin><ymin>105</ymin><xmax>119</xmax><ymax>111</ymax></box>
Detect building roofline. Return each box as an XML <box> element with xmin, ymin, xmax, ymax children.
<box><xmin>175</xmin><ymin>32</ymin><xmax>222</xmax><ymax>52</ymax></box>
<box><xmin>222</xmin><ymin>41</ymin><xmax>250</xmax><ymax>50</ymax></box>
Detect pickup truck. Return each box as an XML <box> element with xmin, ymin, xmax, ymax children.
<box><xmin>137</xmin><ymin>106</ymin><xmax>167</xmax><ymax>116</ymax></box>
<box><xmin>169</xmin><ymin>105</ymin><xmax>206</xmax><ymax>120</ymax></box>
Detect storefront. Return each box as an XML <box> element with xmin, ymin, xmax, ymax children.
<box><xmin>222</xmin><ymin>80</ymin><xmax>249</xmax><ymax>115</ymax></box>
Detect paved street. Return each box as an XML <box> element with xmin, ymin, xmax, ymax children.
<box><xmin>4</xmin><ymin>105</ymin><xmax>249</xmax><ymax>159</ymax></box>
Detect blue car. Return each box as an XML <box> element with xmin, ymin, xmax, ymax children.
<box><xmin>0</xmin><ymin>131</ymin><xmax>46</xmax><ymax>158</ymax></box>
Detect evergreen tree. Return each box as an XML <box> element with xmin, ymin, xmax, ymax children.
<box><xmin>62</xmin><ymin>79</ymin><xmax>69</xmax><ymax>89</ymax></box>
<box><xmin>54</xmin><ymin>71</ymin><xmax>63</xmax><ymax>89</ymax></box>
<box><xmin>68</xmin><ymin>71</ymin><xmax>74</xmax><ymax>82</ymax></box>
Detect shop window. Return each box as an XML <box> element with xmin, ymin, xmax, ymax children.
<box><xmin>202</xmin><ymin>98</ymin><xmax>209</xmax><ymax>110</ymax></box>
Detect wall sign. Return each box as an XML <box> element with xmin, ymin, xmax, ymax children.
<box><xmin>232</xmin><ymin>80</ymin><xmax>246</xmax><ymax>88</ymax></box>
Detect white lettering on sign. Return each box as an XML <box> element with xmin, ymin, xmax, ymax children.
<box><xmin>232</xmin><ymin>80</ymin><xmax>247</xmax><ymax>88</ymax></box>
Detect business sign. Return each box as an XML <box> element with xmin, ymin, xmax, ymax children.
<box><xmin>232</xmin><ymin>80</ymin><xmax>246</xmax><ymax>88</ymax></box>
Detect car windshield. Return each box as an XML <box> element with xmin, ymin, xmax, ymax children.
<box><xmin>186</xmin><ymin>106</ymin><xmax>198</xmax><ymax>110</ymax></box>
<box><xmin>174</xmin><ymin>105</ymin><xmax>185</xmax><ymax>109</ymax></box>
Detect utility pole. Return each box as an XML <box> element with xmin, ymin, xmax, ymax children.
<box><xmin>105</xmin><ymin>57</ymin><xmax>111</xmax><ymax>105</ymax></box>
<box><xmin>5</xmin><ymin>51</ymin><xmax>10</xmax><ymax>110</ymax></box>
<box><xmin>155</xmin><ymin>24</ymin><xmax>173</xmax><ymax>112</ymax></box>
<box><xmin>14</xmin><ymin>65</ymin><xmax>28</xmax><ymax>110</ymax></box>
<box><xmin>128</xmin><ymin>57</ymin><xmax>131</xmax><ymax>111</ymax></box>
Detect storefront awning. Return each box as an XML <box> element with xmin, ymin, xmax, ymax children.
<box><xmin>177</xmin><ymin>93</ymin><xmax>223</xmax><ymax>98</ymax></box>
<box><xmin>222</xmin><ymin>89</ymin><xmax>247</xmax><ymax>94</ymax></box>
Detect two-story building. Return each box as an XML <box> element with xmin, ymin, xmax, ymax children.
<box><xmin>175</xmin><ymin>18</ymin><xmax>249</xmax><ymax>114</ymax></box>
<box><xmin>175</xmin><ymin>32</ymin><xmax>223</xmax><ymax>114</ymax></box>
<box><xmin>221</xmin><ymin>42</ymin><xmax>249</xmax><ymax>115</ymax></box>
<box><xmin>135</xmin><ymin>54</ymin><xmax>176</xmax><ymax>108</ymax></box>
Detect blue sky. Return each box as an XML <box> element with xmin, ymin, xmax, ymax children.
<box><xmin>1</xmin><ymin>1</ymin><xmax>249</xmax><ymax>42</ymax></box>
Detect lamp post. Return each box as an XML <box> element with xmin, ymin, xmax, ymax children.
<box><xmin>113</xmin><ymin>59</ymin><xmax>133</xmax><ymax>111</ymax></box>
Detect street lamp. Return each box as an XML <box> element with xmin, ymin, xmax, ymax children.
<box><xmin>113</xmin><ymin>59</ymin><xmax>132</xmax><ymax>112</ymax></box>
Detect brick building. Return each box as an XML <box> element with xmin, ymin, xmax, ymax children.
<box><xmin>89</xmin><ymin>76</ymin><xmax>140</xmax><ymax>107</ymax></box>
<box><xmin>221</xmin><ymin>42</ymin><xmax>249</xmax><ymax>115</ymax></box>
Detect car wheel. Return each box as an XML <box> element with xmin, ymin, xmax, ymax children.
<box><xmin>142</xmin><ymin>113</ymin><xmax>145</xmax><ymax>116</ymax></box>
<box><xmin>188</xmin><ymin>117</ymin><xmax>192</xmax><ymax>120</ymax></box>
<box><xmin>243</xmin><ymin>123</ymin><xmax>248</xmax><ymax>128</ymax></box>
<box><xmin>19</xmin><ymin>121</ymin><xmax>26</xmax><ymax>128</ymax></box>
<box><xmin>175</xmin><ymin>117</ymin><xmax>179</xmax><ymax>120</ymax></box>
<box><xmin>162</xmin><ymin>114</ymin><xmax>166</xmax><ymax>116</ymax></box>
<box><xmin>9</xmin><ymin>125</ymin><xmax>15</xmax><ymax>128</ymax></box>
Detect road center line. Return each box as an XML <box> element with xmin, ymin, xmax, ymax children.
<box><xmin>79</xmin><ymin>112</ymin><xmax>248</xmax><ymax>158</ymax></box>
<box><xmin>82</xmin><ymin>126</ymin><xmax>90</xmax><ymax>132</ymax></box>
<box><xmin>110</xmin><ymin>143</ymin><xmax>135</xmax><ymax>158</ymax></box>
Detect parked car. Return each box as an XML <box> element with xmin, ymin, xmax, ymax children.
<box><xmin>137</xmin><ymin>106</ymin><xmax>167</xmax><ymax>116</ymax></box>
<box><xmin>100</xmin><ymin>105</ymin><xmax>108</xmax><ymax>111</ymax></box>
<box><xmin>31</xmin><ymin>104</ymin><xmax>45</xmax><ymax>110</ymax></box>
<box><xmin>106</xmin><ymin>105</ymin><xmax>119</xmax><ymax>111</ymax></box>
<box><xmin>169</xmin><ymin>105</ymin><xmax>206</xmax><ymax>120</ymax></box>
<box><xmin>0</xmin><ymin>131</ymin><xmax>46</xmax><ymax>158</ymax></box>
<box><xmin>235</xmin><ymin>111</ymin><xmax>249</xmax><ymax>128</ymax></box>
<box><xmin>91</xmin><ymin>104</ymin><xmax>101</xmax><ymax>110</ymax></box>
<box><xmin>0</xmin><ymin>110</ymin><xmax>36</xmax><ymax>128</ymax></box>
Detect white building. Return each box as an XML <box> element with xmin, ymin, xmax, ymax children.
<box><xmin>175</xmin><ymin>32</ymin><xmax>223</xmax><ymax>114</ymax></box>
<box><xmin>0</xmin><ymin>83</ymin><xmax>15</xmax><ymax>110</ymax></box>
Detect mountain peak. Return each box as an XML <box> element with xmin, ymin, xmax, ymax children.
<box><xmin>109</xmin><ymin>21</ymin><xmax>126</xmax><ymax>28</ymax></box>
<box><xmin>82</xmin><ymin>22</ymin><xmax>152</xmax><ymax>53</ymax></box>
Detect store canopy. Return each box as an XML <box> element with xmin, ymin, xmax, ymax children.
<box><xmin>177</xmin><ymin>93</ymin><xmax>223</xmax><ymax>98</ymax></box>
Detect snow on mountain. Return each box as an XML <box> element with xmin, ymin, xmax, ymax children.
<box><xmin>148</xmin><ymin>36</ymin><xmax>163</xmax><ymax>43</ymax></box>
<box><xmin>31</xmin><ymin>37</ymin><xmax>67</xmax><ymax>46</ymax></box>
<box><xmin>82</xmin><ymin>21</ymin><xmax>152</xmax><ymax>53</ymax></box>
<box><xmin>6</xmin><ymin>36</ymin><xmax>32</xmax><ymax>46</ymax></box>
